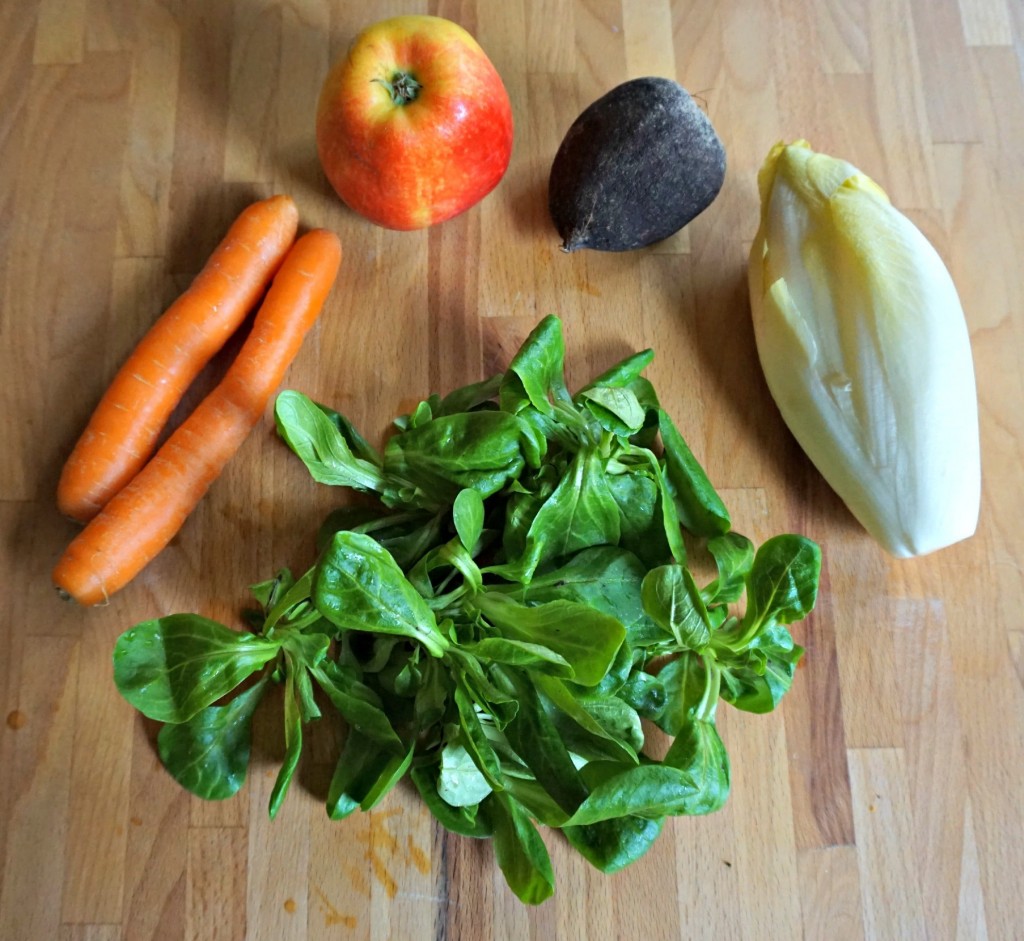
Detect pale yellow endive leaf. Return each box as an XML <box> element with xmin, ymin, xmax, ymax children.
<box><xmin>748</xmin><ymin>141</ymin><xmax>980</xmax><ymax>557</ymax></box>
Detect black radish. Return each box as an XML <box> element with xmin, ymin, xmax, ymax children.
<box><xmin>548</xmin><ymin>77</ymin><xmax>726</xmax><ymax>252</ymax></box>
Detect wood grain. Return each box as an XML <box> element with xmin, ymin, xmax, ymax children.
<box><xmin>2</xmin><ymin>1</ymin><xmax>1024</xmax><ymax>938</ymax></box>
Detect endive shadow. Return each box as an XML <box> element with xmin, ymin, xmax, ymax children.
<box><xmin>680</xmin><ymin>251</ymin><xmax>858</xmax><ymax>537</ymax></box>
<box><xmin>684</xmin><ymin>253</ymin><xmax>793</xmax><ymax>470</ymax></box>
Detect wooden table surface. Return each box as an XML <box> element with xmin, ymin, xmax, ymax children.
<box><xmin>3</xmin><ymin>1</ymin><xmax>1023</xmax><ymax>939</ymax></box>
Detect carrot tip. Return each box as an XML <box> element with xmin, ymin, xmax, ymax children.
<box><xmin>54</xmin><ymin>583</ymin><xmax>110</xmax><ymax>607</ymax></box>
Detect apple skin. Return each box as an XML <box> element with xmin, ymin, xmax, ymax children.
<box><xmin>316</xmin><ymin>15</ymin><xmax>514</xmax><ymax>231</ymax></box>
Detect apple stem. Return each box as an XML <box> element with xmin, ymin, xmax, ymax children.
<box><xmin>373</xmin><ymin>71</ymin><xmax>422</xmax><ymax>105</ymax></box>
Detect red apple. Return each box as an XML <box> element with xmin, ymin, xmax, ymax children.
<box><xmin>316</xmin><ymin>15</ymin><xmax>514</xmax><ymax>231</ymax></box>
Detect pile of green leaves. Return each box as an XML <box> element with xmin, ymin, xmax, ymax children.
<box><xmin>112</xmin><ymin>316</ymin><xmax>820</xmax><ymax>904</ymax></box>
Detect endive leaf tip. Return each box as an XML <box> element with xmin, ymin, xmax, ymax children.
<box><xmin>756</xmin><ymin>141</ymin><xmax>792</xmax><ymax>215</ymax></box>
<box><xmin>757</xmin><ymin>140</ymin><xmax>816</xmax><ymax>224</ymax></box>
<box><xmin>839</xmin><ymin>171</ymin><xmax>891</xmax><ymax>206</ymax></box>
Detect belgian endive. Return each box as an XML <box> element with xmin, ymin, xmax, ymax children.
<box><xmin>748</xmin><ymin>140</ymin><xmax>980</xmax><ymax>558</ymax></box>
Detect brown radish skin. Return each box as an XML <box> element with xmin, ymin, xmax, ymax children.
<box><xmin>548</xmin><ymin>77</ymin><xmax>726</xmax><ymax>252</ymax></box>
<box><xmin>52</xmin><ymin>229</ymin><xmax>342</xmax><ymax>607</ymax></box>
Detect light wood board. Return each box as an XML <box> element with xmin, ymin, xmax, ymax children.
<box><xmin>2</xmin><ymin>1</ymin><xmax>1023</xmax><ymax>938</ymax></box>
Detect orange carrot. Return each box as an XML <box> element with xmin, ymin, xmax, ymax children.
<box><xmin>52</xmin><ymin>229</ymin><xmax>342</xmax><ymax>606</ymax></box>
<box><xmin>57</xmin><ymin>194</ymin><xmax>300</xmax><ymax>523</ymax></box>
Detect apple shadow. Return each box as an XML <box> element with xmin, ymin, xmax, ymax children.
<box><xmin>277</xmin><ymin>137</ymin><xmax>342</xmax><ymax>210</ymax></box>
<box><xmin>168</xmin><ymin>0</ymin><xmax>352</xmax><ymax>228</ymax></box>
<box><xmin>506</xmin><ymin>165</ymin><xmax>554</xmax><ymax>242</ymax></box>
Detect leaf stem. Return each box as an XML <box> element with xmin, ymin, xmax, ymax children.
<box><xmin>695</xmin><ymin>654</ymin><xmax>721</xmax><ymax>723</ymax></box>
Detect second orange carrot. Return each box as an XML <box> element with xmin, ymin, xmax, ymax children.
<box><xmin>57</xmin><ymin>194</ymin><xmax>300</xmax><ymax>523</ymax></box>
<box><xmin>53</xmin><ymin>228</ymin><xmax>342</xmax><ymax>606</ymax></box>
